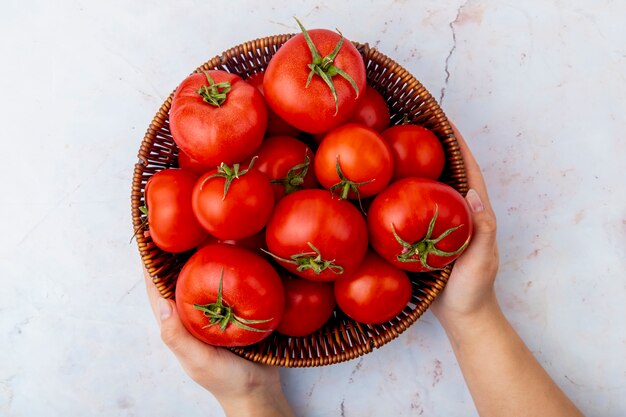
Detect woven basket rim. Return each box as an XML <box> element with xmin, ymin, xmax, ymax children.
<box><xmin>131</xmin><ymin>33</ymin><xmax>466</xmax><ymax>367</ymax></box>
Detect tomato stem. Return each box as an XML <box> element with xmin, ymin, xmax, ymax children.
<box><xmin>261</xmin><ymin>242</ymin><xmax>344</xmax><ymax>275</ymax></box>
<box><xmin>130</xmin><ymin>205</ymin><xmax>149</xmax><ymax>243</ymax></box>
<box><xmin>390</xmin><ymin>205</ymin><xmax>470</xmax><ymax>270</ymax></box>
<box><xmin>295</xmin><ymin>17</ymin><xmax>360</xmax><ymax>115</ymax></box>
<box><xmin>193</xmin><ymin>269</ymin><xmax>273</xmax><ymax>333</ymax></box>
<box><xmin>269</xmin><ymin>152</ymin><xmax>312</xmax><ymax>195</ymax></box>
<box><xmin>200</xmin><ymin>156</ymin><xmax>258</xmax><ymax>200</ymax></box>
<box><xmin>329</xmin><ymin>155</ymin><xmax>373</xmax><ymax>212</ymax></box>
<box><xmin>196</xmin><ymin>72</ymin><xmax>232</xmax><ymax>107</ymax></box>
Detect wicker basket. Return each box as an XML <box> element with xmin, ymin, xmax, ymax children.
<box><xmin>131</xmin><ymin>34</ymin><xmax>467</xmax><ymax>367</ymax></box>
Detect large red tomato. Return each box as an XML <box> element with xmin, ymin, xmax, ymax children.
<box><xmin>276</xmin><ymin>274</ymin><xmax>336</xmax><ymax>337</ymax></box>
<box><xmin>349</xmin><ymin>86</ymin><xmax>390</xmax><ymax>132</ymax></box>
<box><xmin>264</xmin><ymin>19</ymin><xmax>366</xmax><ymax>133</ymax></box>
<box><xmin>246</xmin><ymin>72</ymin><xmax>301</xmax><ymax>137</ymax></box>
<box><xmin>144</xmin><ymin>169</ymin><xmax>207</xmax><ymax>253</ymax></box>
<box><xmin>192</xmin><ymin>161</ymin><xmax>274</xmax><ymax>240</ymax></box>
<box><xmin>265</xmin><ymin>189</ymin><xmax>368</xmax><ymax>281</ymax></box>
<box><xmin>252</xmin><ymin>135</ymin><xmax>318</xmax><ymax>201</ymax></box>
<box><xmin>177</xmin><ymin>148</ymin><xmax>213</xmax><ymax>176</ymax></box>
<box><xmin>314</xmin><ymin>123</ymin><xmax>393</xmax><ymax>200</ymax></box>
<box><xmin>175</xmin><ymin>243</ymin><xmax>284</xmax><ymax>347</ymax></box>
<box><xmin>368</xmin><ymin>178</ymin><xmax>472</xmax><ymax>272</ymax></box>
<box><xmin>381</xmin><ymin>125</ymin><xmax>445</xmax><ymax>181</ymax></box>
<box><xmin>334</xmin><ymin>251</ymin><xmax>412</xmax><ymax>324</ymax></box>
<box><xmin>170</xmin><ymin>70</ymin><xmax>267</xmax><ymax>166</ymax></box>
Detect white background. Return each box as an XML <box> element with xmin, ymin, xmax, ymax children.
<box><xmin>1</xmin><ymin>0</ymin><xmax>625</xmax><ymax>416</ymax></box>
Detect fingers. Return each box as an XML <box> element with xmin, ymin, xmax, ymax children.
<box><xmin>143</xmin><ymin>265</ymin><xmax>220</xmax><ymax>367</ymax></box>
<box><xmin>141</xmin><ymin>269</ymin><xmax>286</xmax><ymax>409</ymax></box>
<box><xmin>158</xmin><ymin>298</ymin><xmax>208</xmax><ymax>356</ymax></box>
<box><xmin>159</xmin><ymin>296</ymin><xmax>234</xmax><ymax>383</ymax></box>
<box><xmin>465</xmin><ymin>188</ymin><xmax>498</xmax><ymax>248</ymax></box>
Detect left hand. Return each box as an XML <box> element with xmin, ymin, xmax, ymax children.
<box><xmin>143</xmin><ymin>267</ymin><xmax>294</xmax><ymax>417</ymax></box>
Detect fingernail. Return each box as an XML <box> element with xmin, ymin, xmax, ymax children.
<box><xmin>158</xmin><ymin>298</ymin><xmax>172</xmax><ymax>321</ymax></box>
<box><xmin>466</xmin><ymin>189</ymin><xmax>484</xmax><ymax>212</ymax></box>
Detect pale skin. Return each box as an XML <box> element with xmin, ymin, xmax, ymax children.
<box><xmin>144</xmin><ymin>273</ymin><xmax>295</xmax><ymax>417</ymax></box>
<box><xmin>430</xmin><ymin>124</ymin><xmax>584</xmax><ymax>417</ymax></box>
<box><xmin>144</xmin><ymin>124</ymin><xmax>583</xmax><ymax>417</ymax></box>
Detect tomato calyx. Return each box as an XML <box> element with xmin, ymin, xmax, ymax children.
<box><xmin>390</xmin><ymin>205</ymin><xmax>470</xmax><ymax>271</ymax></box>
<box><xmin>270</xmin><ymin>153</ymin><xmax>311</xmax><ymax>195</ymax></box>
<box><xmin>262</xmin><ymin>242</ymin><xmax>345</xmax><ymax>275</ymax></box>
<box><xmin>193</xmin><ymin>269</ymin><xmax>273</xmax><ymax>333</ymax></box>
<box><xmin>196</xmin><ymin>72</ymin><xmax>232</xmax><ymax>107</ymax></box>
<box><xmin>329</xmin><ymin>156</ymin><xmax>373</xmax><ymax>209</ymax></box>
<box><xmin>201</xmin><ymin>157</ymin><xmax>258</xmax><ymax>200</ymax></box>
<box><xmin>295</xmin><ymin>17</ymin><xmax>360</xmax><ymax>115</ymax></box>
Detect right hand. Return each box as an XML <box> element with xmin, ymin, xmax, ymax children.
<box><xmin>430</xmin><ymin>123</ymin><xmax>500</xmax><ymax>324</ymax></box>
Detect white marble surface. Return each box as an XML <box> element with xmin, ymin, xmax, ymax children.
<box><xmin>1</xmin><ymin>0</ymin><xmax>625</xmax><ymax>416</ymax></box>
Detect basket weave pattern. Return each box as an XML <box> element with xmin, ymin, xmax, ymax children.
<box><xmin>131</xmin><ymin>34</ymin><xmax>467</xmax><ymax>367</ymax></box>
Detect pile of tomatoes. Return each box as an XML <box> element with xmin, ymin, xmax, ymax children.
<box><xmin>143</xmin><ymin>20</ymin><xmax>472</xmax><ymax>347</ymax></box>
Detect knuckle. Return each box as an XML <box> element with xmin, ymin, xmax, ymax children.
<box><xmin>477</xmin><ymin>213</ymin><xmax>497</xmax><ymax>234</ymax></box>
<box><xmin>160</xmin><ymin>326</ymin><xmax>181</xmax><ymax>351</ymax></box>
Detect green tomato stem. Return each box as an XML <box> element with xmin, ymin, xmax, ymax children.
<box><xmin>261</xmin><ymin>242</ymin><xmax>344</xmax><ymax>275</ymax></box>
<box><xmin>196</xmin><ymin>72</ymin><xmax>231</xmax><ymax>107</ymax></box>
<box><xmin>269</xmin><ymin>152</ymin><xmax>312</xmax><ymax>195</ymax></box>
<box><xmin>200</xmin><ymin>156</ymin><xmax>258</xmax><ymax>200</ymax></box>
<box><xmin>193</xmin><ymin>269</ymin><xmax>273</xmax><ymax>333</ymax></box>
<box><xmin>390</xmin><ymin>205</ymin><xmax>470</xmax><ymax>270</ymax></box>
<box><xmin>328</xmin><ymin>155</ymin><xmax>373</xmax><ymax>213</ymax></box>
<box><xmin>295</xmin><ymin>17</ymin><xmax>360</xmax><ymax>115</ymax></box>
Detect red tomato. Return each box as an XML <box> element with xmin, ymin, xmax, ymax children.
<box><xmin>177</xmin><ymin>148</ymin><xmax>213</xmax><ymax>176</ymax></box>
<box><xmin>265</xmin><ymin>189</ymin><xmax>368</xmax><ymax>281</ymax></box>
<box><xmin>381</xmin><ymin>125</ymin><xmax>445</xmax><ymax>181</ymax></box>
<box><xmin>349</xmin><ymin>86</ymin><xmax>390</xmax><ymax>132</ymax></box>
<box><xmin>252</xmin><ymin>135</ymin><xmax>318</xmax><ymax>201</ymax></box>
<box><xmin>176</xmin><ymin>243</ymin><xmax>284</xmax><ymax>347</ymax></box>
<box><xmin>170</xmin><ymin>70</ymin><xmax>267</xmax><ymax>166</ymax></box>
<box><xmin>197</xmin><ymin>231</ymin><xmax>268</xmax><ymax>254</ymax></box>
<box><xmin>334</xmin><ymin>251</ymin><xmax>412</xmax><ymax>324</ymax></box>
<box><xmin>368</xmin><ymin>178</ymin><xmax>472</xmax><ymax>272</ymax></box>
<box><xmin>314</xmin><ymin>123</ymin><xmax>393</xmax><ymax>199</ymax></box>
<box><xmin>276</xmin><ymin>274</ymin><xmax>336</xmax><ymax>337</ymax></box>
<box><xmin>144</xmin><ymin>169</ymin><xmax>208</xmax><ymax>253</ymax></box>
<box><xmin>192</xmin><ymin>161</ymin><xmax>274</xmax><ymax>240</ymax></box>
<box><xmin>264</xmin><ymin>20</ymin><xmax>366</xmax><ymax>133</ymax></box>
<box><xmin>246</xmin><ymin>72</ymin><xmax>301</xmax><ymax>137</ymax></box>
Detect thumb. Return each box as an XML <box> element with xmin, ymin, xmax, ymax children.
<box><xmin>465</xmin><ymin>188</ymin><xmax>497</xmax><ymax>248</ymax></box>
<box><xmin>157</xmin><ymin>298</ymin><xmax>216</xmax><ymax>366</ymax></box>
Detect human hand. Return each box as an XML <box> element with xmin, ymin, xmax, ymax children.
<box><xmin>143</xmin><ymin>267</ymin><xmax>294</xmax><ymax>417</ymax></box>
<box><xmin>430</xmin><ymin>123</ymin><xmax>500</xmax><ymax>325</ymax></box>
<box><xmin>428</xmin><ymin>125</ymin><xmax>585</xmax><ymax>417</ymax></box>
